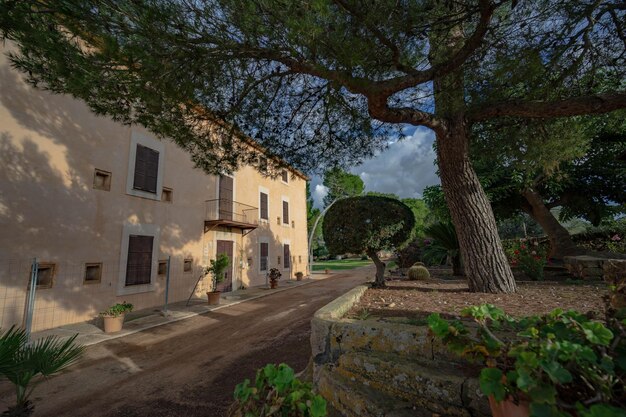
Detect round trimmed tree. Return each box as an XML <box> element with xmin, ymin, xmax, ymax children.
<box><xmin>323</xmin><ymin>196</ymin><xmax>414</xmax><ymax>287</ymax></box>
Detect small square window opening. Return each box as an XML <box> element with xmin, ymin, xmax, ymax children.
<box><xmin>158</xmin><ymin>260</ymin><xmax>168</xmax><ymax>275</ymax></box>
<box><xmin>84</xmin><ymin>263</ymin><xmax>102</xmax><ymax>284</ymax></box>
<box><xmin>30</xmin><ymin>263</ymin><xmax>56</xmax><ymax>289</ymax></box>
<box><xmin>93</xmin><ymin>169</ymin><xmax>111</xmax><ymax>191</ymax></box>
<box><xmin>162</xmin><ymin>187</ymin><xmax>173</xmax><ymax>203</ymax></box>
<box><xmin>184</xmin><ymin>258</ymin><xmax>193</xmax><ymax>273</ymax></box>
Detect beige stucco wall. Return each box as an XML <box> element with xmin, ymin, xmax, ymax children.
<box><xmin>0</xmin><ymin>46</ymin><xmax>309</xmax><ymax>332</ymax></box>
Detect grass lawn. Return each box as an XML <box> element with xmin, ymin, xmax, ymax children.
<box><xmin>312</xmin><ymin>259</ymin><xmax>373</xmax><ymax>271</ymax></box>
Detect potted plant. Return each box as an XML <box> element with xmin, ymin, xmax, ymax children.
<box><xmin>295</xmin><ymin>271</ymin><xmax>304</xmax><ymax>281</ymax></box>
<box><xmin>428</xmin><ymin>300</ymin><xmax>625</xmax><ymax>417</ymax></box>
<box><xmin>206</xmin><ymin>253</ymin><xmax>229</xmax><ymax>305</ymax></box>
<box><xmin>269</xmin><ymin>268</ymin><xmax>281</xmax><ymax>289</ymax></box>
<box><xmin>99</xmin><ymin>301</ymin><xmax>133</xmax><ymax>333</ymax></box>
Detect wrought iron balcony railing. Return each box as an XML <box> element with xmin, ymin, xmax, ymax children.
<box><xmin>205</xmin><ymin>199</ymin><xmax>259</xmax><ymax>230</ymax></box>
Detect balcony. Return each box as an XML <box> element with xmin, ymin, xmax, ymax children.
<box><xmin>205</xmin><ymin>199</ymin><xmax>259</xmax><ymax>234</ymax></box>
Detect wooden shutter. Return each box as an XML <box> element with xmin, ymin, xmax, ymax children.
<box><xmin>260</xmin><ymin>192</ymin><xmax>268</xmax><ymax>220</ymax></box>
<box><xmin>219</xmin><ymin>175</ymin><xmax>234</xmax><ymax>220</ymax></box>
<box><xmin>260</xmin><ymin>242</ymin><xmax>269</xmax><ymax>271</ymax></box>
<box><xmin>284</xmin><ymin>244</ymin><xmax>290</xmax><ymax>269</ymax></box>
<box><xmin>126</xmin><ymin>235</ymin><xmax>153</xmax><ymax>286</ymax></box>
<box><xmin>282</xmin><ymin>201</ymin><xmax>289</xmax><ymax>224</ymax></box>
<box><xmin>133</xmin><ymin>144</ymin><xmax>159</xmax><ymax>193</ymax></box>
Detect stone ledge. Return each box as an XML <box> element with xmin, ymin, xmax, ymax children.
<box><xmin>309</xmin><ymin>284</ymin><xmax>490</xmax><ymax>417</ymax></box>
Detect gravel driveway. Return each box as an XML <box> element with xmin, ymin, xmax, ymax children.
<box><xmin>0</xmin><ymin>270</ymin><xmax>370</xmax><ymax>417</ymax></box>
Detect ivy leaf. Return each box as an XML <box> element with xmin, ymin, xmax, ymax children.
<box><xmin>528</xmin><ymin>383</ymin><xmax>557</xmax><ymax>404</ymax></box>
<box><xmin>427</xmin><ymin>313</ymin><xmax>450</xmax><ymax>337</ymax></box>
<box><xmin>541</xmin><ymin>362</ymin><xmax>572</xmax><ymax>384</ymax></box>
<box><xmin>580</xmin><ymin>322</ymin><xmax>613</xmax><ymax>346</ymax></box>
<box><xmin>479</xmin><ymin>368</ymin><xmax>505</xmax><ymax>402</ymax></box>
<box><xmin>579</xmin><ymin>404</ymin><xmax>626</xmax><ymax>417</ymax></box>
<box><xmin>309</xmin><ymin>395</ymin><xmax>327</xmax><ymax>417</ymax></box>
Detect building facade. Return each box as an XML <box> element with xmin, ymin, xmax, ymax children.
<box><xmin>0</xmin><ymin>47</ymin><xmax>309</xmax><ymax>332</ymax></box>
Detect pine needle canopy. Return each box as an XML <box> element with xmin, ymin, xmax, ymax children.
<box><xmin>0</xmin><ymin>0</ymin><xmax>624</xmax><ymax>174</ymax></box>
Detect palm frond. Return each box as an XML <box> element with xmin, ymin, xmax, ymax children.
<box><xmin>0</xmin><ymin>326</ymin><xmax>27</xmax><ymax>376</ymax></box>
<box><xmin>424</xmin><ymin>222</ymin><xmax>459</xmax><ymax>251</ymax></box>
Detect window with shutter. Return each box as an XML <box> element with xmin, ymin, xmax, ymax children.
<box><xmin>284</xmin><ymin>244</ymin><xmax>290</xmax><ymax>269</ymax></box>
<box><xmin>133</xmin><ymin>144</ymin><xmax>159</xmax><ymax>193</ymax></box>
<box><xmin>282</xmin><ymin>201</ymin><xmax>289</xmax><ymax>224</ymax></box>
<box><xmin>260</xmin><ymin>192</ymin><xmax>269</xmax><ymax>220</ymax></box>
<box><xmin>260</xmin><ymin>242</ymin><xmax>269</xmax><ymax>271</ymax></box>
<box><xmin>126</xmin><ymin>235</ymin><xmax>153</xmax><ymax>286</ymax></box>
<box><xmin>281</xmin><ymin>170</ymin><xmax>289</xmax><ymax>183</ymax></box>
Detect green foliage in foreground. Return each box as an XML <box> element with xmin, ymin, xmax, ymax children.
<box><xmin>0</xmin><ymin>326</ymin><xmax>84</xmax><ymax>416</ymax></box>
<box><xmin>428</xmin><ymin>303</ymin><xmax>626</xmax><ymax>417</ymax></box>
<box><xmin>232</xmin><ymin>363</ymin><xmax>326</xmax><ymax>417</ymax></box>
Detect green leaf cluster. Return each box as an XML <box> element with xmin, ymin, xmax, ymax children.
<box><xmin>99</xmin><ymin>301</ymin><xmax>133</xmax><ymax>317</ymax></box>
<box><xmin>428</xmin><ymin>302</ymin><xmax>626</xmax><ymax>416</ymax></box>
<box><xmin>206</xmin><ymin>254</ymin><xmax>230</xmax><ymax>291</ymax></box>
<box><xmin>232</xmin><ymin>363</ymin><xmax>326</xmax><ymax>417</ymax></box>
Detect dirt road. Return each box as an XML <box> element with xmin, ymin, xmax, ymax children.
<box><xmin>0</xmin><ymin>270</ymin><xmax>368</xmax><ymax>417</ymax></box>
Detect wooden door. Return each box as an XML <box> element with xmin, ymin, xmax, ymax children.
<box><xmin>216</xmin><ymin>240</ymin><xmax>233</xmax><ymax>292</ymax></box>
<box><xmin>219</xmin><ymin>175</ymin><xmax>233</xmax><ymax>220</ymax></box>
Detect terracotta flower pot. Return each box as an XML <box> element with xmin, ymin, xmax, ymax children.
<box><xmin>296</xmin><ymin>275</ymin><xmax>303</xmax><ymax>281</ymax></box>
<box><xmin>270</xmin><ymin>281</ymin><xmax>278</xmax><ymax>289</ymax></box>
<box><xmin>102</xmin><ymin>314</ymin><xmax>125</xmax><ymax>333</ymax></box>
<box><xmin>207</xmin><ymin>291</ymin><xmax>221</xmax><ymax>305</ymax></box>
<box><xmin>488</xmin><ymin>396</ymin><xmax>530</xmax><ymax>417</ymax></box>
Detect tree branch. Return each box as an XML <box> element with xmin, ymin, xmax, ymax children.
<box><xmin>367</xmin><ymin>96</ymin><xmax>443</xmax><ymax>132</ymax></box>
<box><xmin>372</xmin><ymin>0</ymin><xmax>496</xmax><ymax>95</ymax></box>
<box><xmin>468</xmin><ymin>92</ymin><xmax>626</xmax><ymax>122</ymax></box>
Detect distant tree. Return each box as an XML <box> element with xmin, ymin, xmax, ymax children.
<box><xmin>365</xmin><ymin>191</ymin><xmax>400</xmax><ymax>199</ymax></box>
<box><xmin>473</xmin><ymin>115</ymin><xmax>626</xmax><ymax>258</ymax></box>
<box><xmin>3</xmin><ymin>1</ymin><xmax>626</xmax><ymax>292</ymax></box>
<box><xmin>306</xmin><ymin>182</ymin><xmax>323</xmax><ymax>253</ymax></box>
<box><xmin>423</xmin><ymin>186</ymin><xmax>450</xmax><ymax>223</ymax></box>
<box><xmin>322</xmin><ymin>168</ymin><xmax>364</xmax><ymax>207</ymax></box>
<box><xmin>323</xmin><ymin>196</ymin><xmax>414</xmax><ymax>287</ymax></box>
<box><xmin>401</xmin><ymin>198</ymin><xmax>430</xmax><ymax>238</ymax></box>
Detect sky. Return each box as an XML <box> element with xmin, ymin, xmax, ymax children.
<box><xmin>310</xmin><ymin>126</ymin><xmax>440</xmax><ymax>208</ymax></box>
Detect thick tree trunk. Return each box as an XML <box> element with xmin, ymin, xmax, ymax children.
<box><xmin>436</xmin><ymin>121</ymin><xmax>517</xmax><ymax>293</ymax></box>
<box><xmin>425</xmin><ymin>3</ymin><xmax>515</xmax><ymax>293</ymax></box>
<box><xmin>366</xmin><ymin>249</ymin><xmax>386</xmax><ymax>288</ymax></box>
<box><xmin>521</xmin><ymin>189</ymin><xmax>584</xmax><ymax>259</ymax></box>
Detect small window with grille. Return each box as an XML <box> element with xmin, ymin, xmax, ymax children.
<box><xmin>161</xmin><ymin>187</ymin><xmax>173</xmax><ymax>203</ymax></box>
<box><xmin>93</xmin><ymin>169</ymin><xmax>111</xmax><ymax>191</ymax></box>
<box><xmin>184</xmin><ymin>258</ymin><xmax>193</xmax><ymax>273</ymax></box>
<box><xmin>29</xmin><ymin>263</ymin><xmax>56</xmax><ymax>289</ymax></box>
<box><xmin>158</xmin><ymin>260</ymin><xmax>168</xmax><ymax>275</ymax></box>
<box><xmin>84</xmin><ymin>263</ymin><xmax>102</xmax><ymax>284</ymax></box>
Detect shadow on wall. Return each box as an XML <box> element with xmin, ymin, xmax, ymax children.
<box><xmin>0</xmin><ymin>62</ymin><xmax>207</xmax><ymax>328</ymax></box>
<box><xmin>242</xmin><ymin>222</ymin><xmax>305</xmax><ymax>287</ymax></box>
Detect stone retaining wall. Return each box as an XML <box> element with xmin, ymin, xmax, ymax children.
<box><xmin>310</xmin><ymin>285</ymin><xmax>491</xmax><ymax>417</ymax></box>
<box><xmin>564</xmin><ymin>256</ymin><xmax>626</xmax><ymax>280</ymax></box>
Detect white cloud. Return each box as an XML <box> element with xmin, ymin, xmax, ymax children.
<box><xmin>353</xmin><ymin>127</ymin><xmax>439</xmax><ymax>198</ymax></box>
<box><xmin>309</xmin><ymin>127</ymin><xmax>440</xmax><ymax>208</ymax></box>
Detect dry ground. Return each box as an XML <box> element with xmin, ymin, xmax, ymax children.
<box><xmin>0</xmin><ymin>270</ymin><xmax>370</xmax><ymax>417</ymax></box>
<box><xmin>348</xmin><ymin>277</ymin><xmax>607</xmax><ymax>321</ymax></box>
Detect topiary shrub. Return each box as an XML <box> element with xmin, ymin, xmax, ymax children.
<box><xmin>408</xmin><ymin>265</ymin><xmax>430</xmax><ymax>280</ymax></box>
<box><xmin>412</xmin><ymin>261</ymin><xmax>425</xmax><ymax>267</ymax></box>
